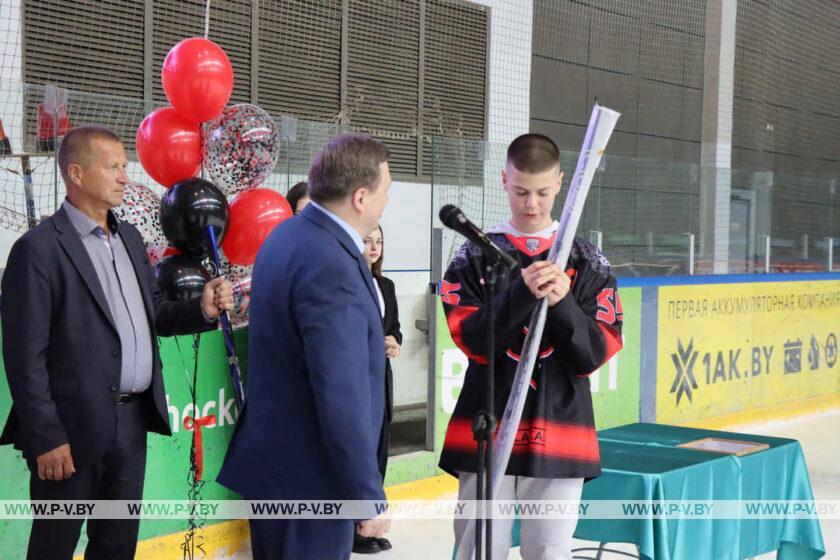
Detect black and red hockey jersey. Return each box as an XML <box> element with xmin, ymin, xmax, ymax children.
<box><xmin>438</xmin><ymin>221</ymin><xmax>623</xmax><ymax>479</ymax></box>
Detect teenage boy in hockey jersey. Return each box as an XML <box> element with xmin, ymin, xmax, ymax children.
<box><xmin>440</xmin><ymin>133</ymin><xmax>624</xmax><ymax>560</ymax></box>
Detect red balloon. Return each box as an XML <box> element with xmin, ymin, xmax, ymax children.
<box><xmin>162</xmin><ymin>37</ymin><xmax>233</xmax><ymax>123</ymax></box>
<box><xmin>222</xmin><ymin>189</ymin><xmax>293</xmax><ymax>265</ymax></box>
<box><xmin>136</xmin><ymin>107</ymin><xmax>202</xmax><ymax>188</ymax></box>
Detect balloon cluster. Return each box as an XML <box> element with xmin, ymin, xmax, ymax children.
<box><xmin>131</xmin><ymin>37</ymin><xmax>294</xmax><ymax>328</ymax></box>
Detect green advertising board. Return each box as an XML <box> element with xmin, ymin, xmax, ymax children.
<box><xmin>0</xmin><ymin>329</ymin><xmax>248</xmax><ymax>558</ymax></box>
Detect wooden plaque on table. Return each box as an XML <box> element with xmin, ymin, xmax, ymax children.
<box><xmin>677</xmin><ymin>437</ymin><xmax>769</xmax><ymax>456</ymax></box>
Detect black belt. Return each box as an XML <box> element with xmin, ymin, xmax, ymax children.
<box><xmin>117</xmin><ymin>393</ymin><xmax>141</xmax><ymax>404</ymax></box>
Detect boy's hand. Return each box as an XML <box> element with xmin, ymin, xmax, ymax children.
<box><xmin>521</xmin><ymin>261</ymin><xmax>570</xmax><ymax>306</ymax></box>
<box><xmin>545</xmin><ymin>271</ymin><xmax>571</xmax><ymax>307</ymax></box>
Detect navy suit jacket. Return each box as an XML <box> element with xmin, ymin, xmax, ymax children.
<box><xmin>218</xmin><ymin>204</ymin><xmax>387</xmax><ymax>505</ymax></box>
<box><xmin>0</xmin><ymin>207</ymin><xmax>213</xmax><ymax>467</ymax></box>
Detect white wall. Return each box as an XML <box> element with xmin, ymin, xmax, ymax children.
<box><xmin>477</xmin><ymin>0</ymin><xmax>533</xmax><ymax>146</ymax></box>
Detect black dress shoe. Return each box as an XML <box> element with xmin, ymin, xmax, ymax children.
<box><xmin>375</xmin><ymin>537</ymin><xmax>392</xmax><ymax>550</ymax></box>
<box><xmin>353</xmin><ymin>535</ymin><xmax>382</xmax><ymax>554</ymax></box>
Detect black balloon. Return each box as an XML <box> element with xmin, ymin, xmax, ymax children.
<box><xmin>154</xmin><ymin>255</ymin><xmax>211</xmax><ymax>301</ymax></box>
<box><xmin>160</xmin><ymin>177</ymin><xmax>230</xmax><ymax>256</ymax></box>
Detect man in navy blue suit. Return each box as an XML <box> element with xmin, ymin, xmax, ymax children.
<box><xmin>218</xmin><ymin>133</ymin><xmax>392</xmax><ymax>559</ymax></box>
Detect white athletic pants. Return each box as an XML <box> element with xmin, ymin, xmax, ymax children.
<box><xmin>454</xmin><ymin>472</ymin><xmax>583</xmax><ymax>560</ymax></box>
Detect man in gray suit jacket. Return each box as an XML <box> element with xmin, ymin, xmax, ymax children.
<box><xmin>1</xmin><ymin>125</ymin><xmax>233</xmax><ymax>559</ymax></box>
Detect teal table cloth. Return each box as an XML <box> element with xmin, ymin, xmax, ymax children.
<box><xmin>569</xmin><ymin>423</ymin><xmax>825</xmax><ymax>560</ymax></box>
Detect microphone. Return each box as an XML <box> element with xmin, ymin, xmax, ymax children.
<box><xmin>439</xmin><ymin>204</ymin><xmax>517</xmax><ymax>269</ymax></box>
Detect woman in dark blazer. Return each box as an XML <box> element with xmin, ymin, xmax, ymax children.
<box><xmin>358</xmin><ymin>225</ymin><xmax>401</xmax><ymax>554</ymax></box>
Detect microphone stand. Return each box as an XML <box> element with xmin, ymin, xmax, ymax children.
<box><xmin>439</xmin><ymin>204</ymin><xmax>515</xmax><ymax>559</ymax></box>
<box><xmin>473</xmin><ymin>255</ymin><xmax>502</xmax><ymax>560</ymax></box>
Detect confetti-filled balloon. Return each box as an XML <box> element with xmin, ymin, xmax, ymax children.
<box><xmin>113</xmin><ymin>182</ymin><xmax>167</xmax><ymax>266</ymax></box>
<box><xmin>221</xmin><ymin>260</ymin><xmax>252</xmax><ymax>329</ymax></box>
<box><xmin>203</xmin><ymin>104</ymin><xmax>281</xmax><ymax>197</ymax></box>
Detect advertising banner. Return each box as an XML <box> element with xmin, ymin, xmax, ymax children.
<box><xmin>656</xmin><ymin>280</ymin><xmax>840</xmax><ymax>423</ymax></box>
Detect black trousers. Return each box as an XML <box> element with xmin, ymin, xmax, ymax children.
<box><xmin>376</xmin><ymin>419</ymin><xmax>390</xmax><ymax>479</ymax></box>
<box><xmin>26</xmin><ymin>397</ymin><xmax>148</xmax><ymax>560</ymax></box>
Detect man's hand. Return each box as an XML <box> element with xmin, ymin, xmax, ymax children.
<box><xmin>36</xmin><ymin>443</ymin><xmax>75</xmax><ymax>481</ymax></box>
<box><xmin>357</xmin><ymin>509</ymin><xmax>391</xmax><ymax>538</ymax></box>
<box><xmin>521</xmin><ymin>261</ymin><xmax>570</xmax><ymax>306</ymax></box>
<box><xmin>384</xmin><ymin>335</ymin><xmax>401</xmax><ymax>359</ymax></box>
<box><xmin>201</xmin><ymin>277</ymin><xmax>234</xmax><ymax>320</ymax></box>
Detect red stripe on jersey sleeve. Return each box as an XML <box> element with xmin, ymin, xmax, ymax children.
<box><xmin>578</xmin><ymin>323</ymin><xmax>624</xmax><ymax>377</ymax></box>
<box><xmin>445</xmin><ymin>306</ymin><xmax>487</xmax><ymax>365</ymax></box>
<box><xmin>598</xmin><ymin>322</ymin><xmax>623</xmax><ymax>363</ymax></box>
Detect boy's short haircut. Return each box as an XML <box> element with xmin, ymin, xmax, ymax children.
<box><xmin>506</xmin><ymin>133</ymin><xmax>560</xmax><ymax>174</ymax></box>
